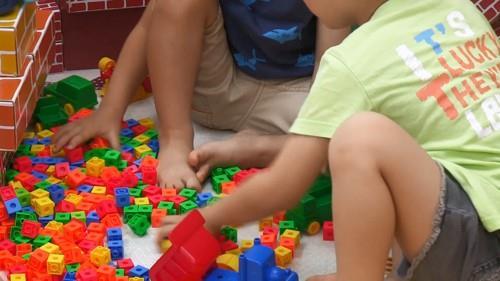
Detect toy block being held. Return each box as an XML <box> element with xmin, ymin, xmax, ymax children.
<box><xmin>150</xmin><ymin>209</ymin><xmax>222</xmax><ymax>281</ymax></box>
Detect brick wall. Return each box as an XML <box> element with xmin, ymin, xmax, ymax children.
<box><xmin>472</xmin><ymin>0</ymin><xmax>500</xmax><ymax>35</ymax></box>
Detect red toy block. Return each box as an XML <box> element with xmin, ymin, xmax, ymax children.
<box><xmin>32</xmin><ymin>164</ymin><xmax>49</xmax><ymax>173</ymax></box>
<box><xmin>279</xmin><ymin>237</ymin><xmax>296</xmax><ymax>257</ymax></box>
<box><xmin>167</xmin><ymin>195</ymin><xmax>187</xmax><ymax>210</ymax></box>
<box><xmin>85</xmin><ymin>232</ymin><xmax>105</xmax><ymax>245</ymax></box>
<box><xmin>63</xmin><ymin>219</ymin><xmax>86</xmax><ymax>242</ymax></box>
<box><xmin>76</xmin><ymin>202</ymin><xmax>94</xmax><ymax>214</ymax></box>
<box><xmin>262</xmin><ymin>226</ymin><xmax>279</xmax><ymax>240</ymax></box>
<box><xmin>21</xmin><ymin>220</ymin><xmax>42</xmax><ymax>239</ymax></box>
<box><xmin>150</xmin><ymin>210</ymin><xmax>221</xmax><ymax>281</ymax></box>
<box><xmin>323</xmin><ymin>221</ymin><xmax>335</xmax><ymax>241</ymax></box>
<box><xmin>8</xmin><ymin>263</ymin><xmax>27</xmax><ymax>274</ymax></box>
<box><xmin>16</xmin><ymin>243</ymin><xmax>32</xmax><ymax>257</ymax></box>
<box><xmin>76</xmin><ymin>268</ymin><xmax>98</xmax><ymax>281</ymax></box>
<box><xmin>151</xmin><ymin>209</ymin><xmax>167</xmax><ymax>228</ymax></box>
<box><xmin>84</xmin><ymin>176</ymin><xmax>105</xmax><ymax>187</ymax></box>
<box><xmin>96</xmin><ymin>200</ymin><xmax>118</xmax><ymax>218</ymax></box>
<box><xmin>0</xmin><ymin>226</ymin><xmax>7</xmax><ymax>240</ymax></box>
<box><xmin>120</xmin><ymin>171</ymin><xmax>138</xmax><ymax>188</ymax></box>
<box><xmin>130</xmin><ymin>125</ymin><xmax>147</xmax><ymax>136</ymax></box>
<box><xmin>64</xmin><ymin>146</ymin><xmax>84</xmax><ymax>163</ymax></box>
<box><xmin>220</xmin><ymin>239</ymin><xmax>239</xmax><ymax>253</ymax></box>
<box><xmin>13</xmin><ymin>156</ymin><xmax>32</xmax><ymax>173</ymax></box>
<box><xmin>66</xmin><ymin>169</ymin><xmax>87</xmax><ymax>189</ymax></box>
<box><xmin>142</xmin><ymin>185</ymin><xmax>161</xmax><ymax>197</ymax></box>
<box><xmin>78</xmin><ymin>239</ymin><xmax>98</xmax><ymax>254</ymax></box>
<box><xmin>97</xmin><ymin>264</ymin><xmax>116</xmax><ymax>281</ymax></box>
<box><xmin>141</xmin><ymin>166</ymin><xmax>157</xmax><ymax>185</ymax></box>
<box><xmin>121</xmin><ymin>152</ymin><xmax>134</xmax><ymax>165</ymax></box>
<box><xmin>0</xmin><ymin>250</ymin><xmax>13</xmax><ymax>270</ymax></box>
<box><xmin>273</xmin><ymin>211</ymin><xmax>286</xmax><ymax>224</ymax></box>
<box><xmin>116</xmin><ymin>277</ymin><xmax>128</xmax><ymax>281</ymax></box>
<box><xmin>60</xmin><ymin>244</ymin><xmax>84</xmax><ymax>264</ymax></box>
<box><xmin>87</xmin><ymin>223</ymin><xmax>106</xmax><ymax>235</ymax></box>
<box><xmin>89</xmin><ymin>137</ymin><xmax>110</xmax><ymax>149</ymax></box>
<box><xmin>116</xmin><ymin>258</ymin><xmax>134</xmax><ymax>274</ymax></box>
<box><xmin>260</xmin><ymin>233</ymin><xmax>277</xmax><ymax>249</ymax></box>
<box><xmin>102</xmin><ymin>213</ymin><xmax>122</xmax><ymax>228</ymax></box>
<box><xmin>139</xmin><ymin>155</ymin><xmax>158</xmax><ymax>169</ymax></box>
<box><xmin>0</xmin><ymin>186</ymin><xmax>16</xmax><ymax>201</ymax></box>
<box><xmin>100</xmin><ymin>167</ymin><xmax>120</xmax><ymax>182</ymax></box>
<box><xmin>28</xmin><ymin>249</ymin><xmax>49</xmax><ymax>271</ymax></box>
<box><xmin>56</xmin><ymin>200</ymin><xmax>76</xmax><ymax>213</ymax></box>
<box><xmin>123</xmin><ymin>165</ymin><xmax>139</xmax><ymax>174</ymax></box>
<box><xmin>148</xmin><ymin>194</ymin><xmax>162</xmax><ymax>208</ymax></box>
<box><xmin>0</xmin><ymin>239</ymin><xmax>16</xmax><ymax>255</ymax></box>
<box><xmin>55</xmin><ymin>162</ymin><xmax>70</xmax><ymax>178</ymax></box>
<box><xmin>4</xmin><ymin>255</ymin><xmax>24</xmax><ymax>270</ymax></box>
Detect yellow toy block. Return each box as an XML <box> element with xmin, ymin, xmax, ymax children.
<box><xmin>216</xmin><ymin>254</ymin><xmax>239</xmax><ymax>271</ymax></box>
<box><xmin>23</xmin><ymin>132</ymin><xmax>35</xmax><ymax>139</ymax></box>
<box><xmin>134</xmin><ymin>197</ymin><xmax>149</xmax><ymax>205</ymax></box>
<box><xmin>281</xmin><ymin>230</ymin><xmax>301</xmax><ymax>247</ymax></box>
<box><xmin>33</xmin><ymin>197</ymin><xmax>55</xmax><ymax>217</ymax></box>
<box><xmin>259</xmin><ymin>216</ymin><xmax>273</xmax><ymax>231</ymax></box>
<box><xmin>133</xmin><ymin>134</ymin><xmax>150</xmax><ymax>144</ymax></box>
<box><xmin>30</xmin><ymin>144</ymin><xmax>45</xmax><ymax>153</ymax></box>
<box><xmin>129</xmin><ymin>278</ymin><xmax>144</xmax><ymax>281</ymax></box>
<box><xmin>225</xmin><ymin>247</ymin><xmax>242</xmax><ymax>256</ymax></box>
<box><xmin>45</xmin><ymin>166</ymin><xmax>56</xmax><ymax>176</ymax></box>
<box><xmin>90</xmin><ymin>246</ymin><xmax>111</xmax><ymax>267</ymax></box>
<box><xmin>45</xmin><ymin>221</ymin><xmax>64</xmax><ymax>234</ymax></box>
<box><xmin>0</xmin><ymin>3</ymin><xmax>36</xmax><ymax>76</ymax></box>
<box><xmin>86</xmin><ymin>157</ymin><xmax>105</xmax><ymax>177</ymax></box>
<box><xmin>40</xmin><ymin>242</ymin><xmax>60</xmax><ymax>254</ymax></box>
<box><xmin>47</xmin><ymin>254</ymin><xmax>65</xmax><ymax>275</ymax></box>
<box><xmin>65</xmin><ymin>193</ymin><xmax>83</xmax><ymax>206</ymax></box>
<box><xmin>138</xmin><ymin>118</ymin><xmax>154</xmax><ymax>129</ymax></box>
<box><xmin>45</xmin><ymin>176</ymin><xmax>61</xmax><ymax>184</ymax></box>
<box><xmin>31</xmin><ymin>188</ymin><xmax>49</xmax><ymax>201</ymax></box>
<box><xmin>10</xmin><ymin>273</ymin><xmax>26</xmax><ymax>281</ymax></box>
<box><xmin>91</xmin><ymin>186</ymin><xmax>106</xmax><ymax>195</ymax></box>
<box><xmin>134</xmin><ymin>145</ymin><xmax>152</xmax><ymax>158</ymax></box>
<box><xmin>37</xmin><ymin>130</ymin><xmax>54</xmax><ymax>139</ymax></box>
<box><xmin>274</xmin><ymin>246</ymin><xmax>293</xmax><ymax>267</ymax></box>
<box><xmin>240</xmin><ymin>240</ymin><xmax>254</xmax><ymax>252</ymax></box>
<box><xmin>160</xmin><ymin>240</ymin><xmax>172</xmax><ymax>253</ymax></box>
<box><xmin>10</xmin><ymin>181</ymin><xmax>23</xmax><ymax>189</ymax></box>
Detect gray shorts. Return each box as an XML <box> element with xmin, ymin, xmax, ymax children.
<box><xmin>398</xmin><ymin>168</ymin><xmax>500</xmax><ymax>281</ymax></box>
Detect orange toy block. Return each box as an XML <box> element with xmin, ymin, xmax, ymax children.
<box><xmin>85</xmin><ymin>232</ymin><xmax>105</xmax><ymax>245</ymax></box>
<box><xmin>162</xmin><ymin>188</ymin><xmax>176</xmax><ymax>198</ymax></box>
<box><xmin>87</xmin><ymin>223</ymin><xmax>106</xmax><ymax>235</ymax></box>
<box><xmin>221</xmin><ymin>181</ymin><xmax>236</xmax><ymax>194</ymax></box>
<box><xmin>279</xmin><ymin>237</ymin><xmax>296</xmax><ymax>257</ymax></box>
<box><xmin>151</xmin><ymin>209</ymin><xmax>167</xmax><ymax>228</ymax></box>
<box><xmin>260</xmin><ymin>233</ymin><xmax>277</xmax><ymax>249</ymax></box>
<box><xmin>15</xmin><ymin>243</ymin><xmax>31</xmax><ymax>257</ymax></box>
<box><xmin>27</xmin><ymin>249</ymin><xmax>48</xmax><ymax>271</ymax></box>
<box><xmin>63</xmin><ymin>219</ymin><xmax>85</xmax><ymax>242</ymax></box>
<box><xmin>97</xmin><ymin>264</ymin><xmax>116</xmax><ymax>281</ymax></box>
<box><xmin>102</xmin><ymin>213</ymin><xmax>122</xmax><ymax>228</ymax></box>
<box><xmin>65</xmin><ymin>169</ymin><xmax>87</xmax><ymax>189</ymax></box>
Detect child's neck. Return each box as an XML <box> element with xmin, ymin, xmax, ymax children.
<box><xmin>353</xmin><ymin>0</ymin><xmax>387</xmax><ymax>26</ymax></box>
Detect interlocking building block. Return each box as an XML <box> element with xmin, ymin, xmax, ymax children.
<box><xmin>47</xmin><ymin>253</ymin><xmax>65</xmax><ymax>275</ymax></box>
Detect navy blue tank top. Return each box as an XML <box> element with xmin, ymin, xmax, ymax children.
<box><xmin>220</xmin><ymin>0</ymin><xmax>316</xmax><ymax>79</ymax></box>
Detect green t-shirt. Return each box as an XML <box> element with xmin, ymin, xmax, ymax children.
<box><xmin>290</xmin><ymin>0</ymin><xmax>500</xmax><ymax>232</ymax></box>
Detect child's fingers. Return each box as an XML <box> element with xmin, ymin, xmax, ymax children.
<box><xmin>53</xmin><ymin>124</ymin><xmax>80</xmax><ymax>150</ymax></box>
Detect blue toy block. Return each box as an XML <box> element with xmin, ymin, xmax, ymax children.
<box><xmin>63</xmin><ymin>272</ymin><xmax>76</xmax><ymax>281</ymax></box>
<box><xmin>121</xmin><ymin>128</ymin><xmax>134</xmax><ymax>138</ymax></box>
<box><xmin>53</xmin><ymin>158</ymin><xmax>66</xmax><ymax>164</ymax></box>
<box><xmin>86</xmin><ymin>211</ymin><xmax>100</xmax><ymax>225</ymax></box>
<box><xmin>114</xmin><ymin>188</ymin><xmax>130</xmax><ymax>207</ymax></box>
<box><xmin>31</xmin><ymin>157</ymin><xmax>43</xmax><ymax>164</ymax></box>
<box><xmin>48</xmin><ymin>184</ymin><xmax>65</xmax><ymax>203</ymax></box>
<box><xmin>204</xmin><ymin>268</ymin><xmax>238</xmax><ymax>281</ymax></box>
<box><xmin>107</xmin><ymin>228</ymin><xmax>122</xmax><ymax>241</ymax></box>
<box><xmin>32</xmin><ymin>171</ymin><xmax>48</xmax><ymax>180</ymax></box>
<box><xmin>39</xmin><ymin>138</ymin><xmax>52</xmax><ymax>145</ymax></box>
<box><xmin>23</xmin><ymin>139</ymin><xmax>38</xmax><ymax>145</ymax></box>
<box><xmin>4</xmin><ymin>198</ymin><xmax>22</xmax><ymax>215</ymax></box>
<box><xmin>149</xmin><ymin>140</ymin><xmax>159</xmax><ymax>152</ymax></box>
<box><xmin>196</xmin><ymin>192</ymin><xmax>213</xmax><ymax>207</ymax></box>
<box><xmin>71</xmin><ymin>160</ymin><xmax>85</xmax><ymax>167</ymax></box>
<box><xmin>121</xmin><ymin>144</ymin><xmax>134</xmax><ymax>154</ymax></box>
<box><xmin>126</xmin><ymin>119</ymin><xmax>140</xmax><ymax>128</ymax></box>
<box><xmin>39</xmin><ymin>215</ymin><xmax>54</xmax><ymax>226</ymax></box>
<box><xmin>77</xmin><ymin>184</ymin><xmax>93</xmax><ymax>193</ymax></box>
<box><xmin>133</xmin><ymin>159</ymin><xmax>142</xmax><ymax>167</ymax></box>
<box><xmin>21</xmin><ymin>206</ymin><xmax>35</xmax><ymax>213</ymax></box>
<box><xmin>135</xmin><ymin>173</ymin><xmax>143</xmax><ymax>180</ymax></box>
<box><xmin>129</xmin><ymin>265</ymin><xmax>149</xmax><ymax>280</ymax></box>
<box><xmin>108</xmin><ymin>240</ymin><xmax>124</xmax><ymax>260</ymax></box>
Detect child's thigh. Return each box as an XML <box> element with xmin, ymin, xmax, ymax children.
<box><xmin>398</xmin><ymin>172</ymin><xmax>500</xmax><ymax>281</ymax></box>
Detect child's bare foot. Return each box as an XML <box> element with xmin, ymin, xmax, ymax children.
<box><xmin>188</xmin><ymin>130</ymin><xmax>287</xmax><ymax>182</ymax></box>
<box><xmin>157</xmin><ymin>147</ymin><xmax>202</xmax><ymax>190</ymax></box>
<box><xmin>307</xmin><ymin>273</ymin><xmax>336</xmax><ymax>281</ymax></box>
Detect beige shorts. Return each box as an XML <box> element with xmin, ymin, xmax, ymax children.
<box><xmin>191</xmin><ymin>10</ymin><xmax>311</xmax><ymax>134</ymax></box>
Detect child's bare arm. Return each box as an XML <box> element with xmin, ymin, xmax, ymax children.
<box><xmin>159</xmin><ymin>135</ymin><xmax>330</xmax><ymax>238</ymax></box>
<box><xmin>313</xmin><ymin>22</ymin><xmax>350</xmax><ymax>78</ymax></box>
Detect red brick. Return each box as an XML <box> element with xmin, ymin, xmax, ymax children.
<box><xmin>87</xmin><ymin>1</ymin><xmax>106</xmax><ymax>11</ymax></box>
<box><xmin>69</xmin><ymin>2</ymin><xmax>87</xmax><ymax>13</ymax></box>
<box><xmin>479</xmin><ymin>0</ymin><xmax>494</xmax><ymax>9</ymax></box>
<box><xmin>108</xmin><ymin>0</ymin><xmax>125</xmax><ymax>9</ymax></box>
<box><xmin>126</xmin><ymin>0</ymin><xmax>145</xmax><ymax>7</ymax></box>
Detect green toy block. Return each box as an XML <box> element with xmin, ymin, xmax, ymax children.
<box><xmin>138</xmin><ymin>205</ymin><xmax>153</xmax><ymax>218</ymax></box>
<box><xmin>129</xmin><ymin>188</ymin><xmax>142</xmax><ymax>198</ymax></box>
<box><xmin>207</xmin><ymin>196</ymin><xmax>221</xmax><ymax>206</ymax></box>
<box><xmin>224</xmin><ymin>166</ymin><xmax>241</xmax><ymax>179</ymax></box>
<box><xmin>157</xmin><ymin>201</ymin><xmax>174</xmax><ymax>211</ymax></box>
<box><xmin>211</xmin><ymin>167</ymin><xmax>225</xmax><ymax>178</ymax></box>
<box><xmin>6</xmin><ymin>169</ymin><xmax>19</xmax><ymax>182</ymax></box>
<box><xmin>15</xmin><ymin>188</ymin><xmax>31</xmax><ymax>207</ymax></box>
<box><xmin>16</xmin><ymin>144</ymin><xmax>31</xmax><ymax>155</ymax></box>
<box><xmin>35</xmin><ymin>181</ymin><xmax>52</xmax><ymax>190</ymax></box>
<box><xmin>178</xmin><ymin>188</ymin><xmax>197</xmax><ymax>201</ymax></box>
<box><xmin>124</xmin><ymin>205</ymin><xmax>139</xmax><ymax>223</ymax></box>
<box><xmin>179</xmin><ymin>201</ymin><xmax>197</xmax><ymax>214</ymax></box>
<box><xmin>211</xmin><ymin>174</ymin><xmax>230</xmax><ymax>194</ymax></box>
<box><xmin>279</xmin><ymin>221</ymin><xmax>298</xmax><ymax>234</ymax></box>
<box><xmin>33</xmin><ymin>235</ymin><xmax>52</xmax><ymax>248</ymax></box>
<box><xmin>15</xmin><ymin>212</ymin><xmax>37</xmax><ymax>226</ymax></box>
<box><xmin>221</xmin><ymin>226</ymin><xmax>238</xmax><ymax>243</ymax></box>
<box><xmin>14</xmin><ymin>235</ymin><xmax>31</xmax><ymax>244</ymax></box>
<box><xmin>71</xmin><ymin>211</ymin><xmax>86</xmax><ymax>224</ymax></box>
<box><xmin>116</xmin><ymin>269</ymin><xmax>125</xmax><ymax>276</ymax></box>
<box><xmin>10</xmin><ymin>226</ymin><xmax>23</xmax><ymax>244</ymax></box>
<box><xmin>127</xmin><ymin>139</ymin><xmax>142</xmax><ymax>148</ymax></box>
<box><xmin>22</xmin><ymin>253</ymin><xmax>31</xmax><ymax>260</ymax></box>
<box><xmin>119</xmin><ymin>136</ymin><xmax>131</xmax><ymax>145</ymax></box>
<box><xmin>84</xmin><ymin>148</ymin><xmax>109</xmax><ymax>162</ymax></box>
<box><xmin>104</xmin><ymin>149</ymin><xmax>121</xmax><ymax>166</ymax></box>
<box><xmin>136</xmin><ymin>184</ymin><xmax>147</xmax><ymax>191</ymax></box>
<box><xmin>66</xmin><ymin>263</ymin><xmax>80</xmax><ymax>272</ymax></box>
<box><xmin>128</xmin><ymin>214</ymin><xmax>150</xmax><ymax>237</ymax></box>
<box><xmin>143</xmin><ymin>129</ymin><xmax>158</xmax><ymax>139</ymax></box>
<box><xmin>55</xmin><ymin>213</ymin><xmax>71</xmax><ymax>224</ymax></box>
<box><xmin>117</xmin><ymin>160</ymin><xmax>128</xmax><ymax>171</ymax></box>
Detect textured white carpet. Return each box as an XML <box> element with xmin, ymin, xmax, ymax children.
<box><xmin>45</xmin><ymin>69</ymin><xmax>337</xmax><ymax>280</ymax></box>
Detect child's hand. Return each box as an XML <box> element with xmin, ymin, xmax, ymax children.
<box><xmin>53</xmin><ymin>110</ymin><xmax>122</xmax><ymax>151</ymax></box>
<box><xmin>156</xmin><ymin>214</ymin><xmax>186</xmax><ymax>250</ymax></box>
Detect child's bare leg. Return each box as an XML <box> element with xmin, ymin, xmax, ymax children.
<box><xmin>146</xmin><ymin>0</ymin><xmax>218</xmax><ymax>189</ymax></box>
<box><xmin>313</xmin><ymin>112</ymin><xmax>442</xmax><ymax>281</ymax></box>
<box><xmin>189</xmin><ymin>131</ymin><xmax>288</xmax><ymax>181</ymax></box>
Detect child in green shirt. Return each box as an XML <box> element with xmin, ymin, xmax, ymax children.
<box><xmin>160</xmin><ymin>0</ymin><xmax>500</xmax><ymax>280</ymax></box>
